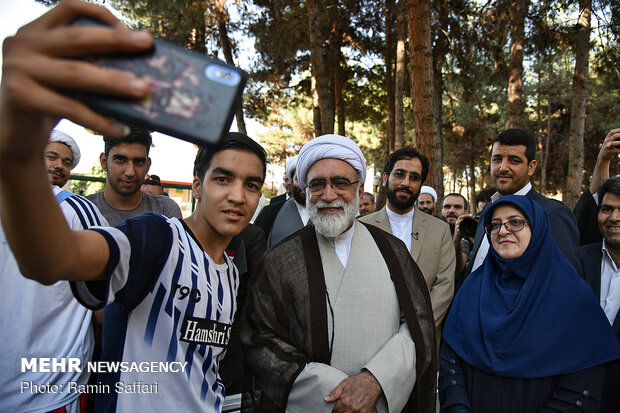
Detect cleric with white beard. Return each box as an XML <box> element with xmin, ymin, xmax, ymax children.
<box><xmin>242</xmin><ymin>134</ymin><xmax>437</xmax><ymax>413</ymax></box>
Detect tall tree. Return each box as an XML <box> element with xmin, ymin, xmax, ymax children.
<box><xmin>505</xmin><ymin>0</ymin><xmax>529</xmax><ymax>129</ymax></box>
<box><xmin>431</xmin><ymin>0</ymin><xmax>449</xmax><ymax>200</ymax></box>
<box><xmin>407</xmin><ymin>0</ymin><xmax>440</xmax><ymax>188</ymax></box>
<box><xmin>328</xmin><ymin>0</ymin><xmax>346</xmax><ymax>135</ymax></box>
<box><xmin>565</xmin><ymin>0</ymin><xmax>591</xmax><ymax>207</ymax></box>
<box><xmin>385</xmin><ymin>0</ymin><xmax>396</xmax><ymax>154</ymax></box>
<box><xmin>307</xmin><ymin>0</ymin><xmax>335</xmax><ymax>135</ymax></box>
<box><xmin>394</xmin><ymin>0</ymin><xmax>407</xmax><ymax>149</ymax></box>
<box><xmin>214</xmin><ymin>0</ymin><xmax>247</xmax><ymax>133</ymax></box>
<box><xmin>109</xmin><ymin>0</ymin><xmax>248</xmax><ymax>131</ymax></box>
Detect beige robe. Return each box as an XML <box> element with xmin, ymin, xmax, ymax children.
<box><xmin>360</xmin><ymin>206</ymin><xmax>456</xmax><ymax>327</ymax></box>
<box><xmin>286</xmin><ymin>222</ymin><xmax>416</xmax><ymax>413</ymax></box>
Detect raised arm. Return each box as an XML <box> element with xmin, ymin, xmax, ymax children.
<box><xmin>0</xmin><ymin>0</ymin><xmax>152</xmax><ymax>283</ymax></box>
<box><xmin>590</xmin><ymin>128</ymin><xmax>620</xmax><ymax>194</ymax></box>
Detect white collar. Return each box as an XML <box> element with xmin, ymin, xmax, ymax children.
<box><xmin>491</xmin><ymin>182</ymin><xmax>532</xmax><ymax>202</ymax></box>
<box><xmin>602</xmin><ymin>239</ymin><xmax>620</xmax><ymax>272</ymax></box>
<box><xmin>386</xmin><ymin>205</ymin><xmax>415</xmax><ymax>221</ymax></box>
<box><xmin>323</xmin><ymin>222</ymin><xmax>356</xmax><ymax>267</ymax></box>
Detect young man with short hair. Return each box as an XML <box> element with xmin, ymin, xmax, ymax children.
<box><xmin>87</xmin><ymin>128</ymin><xmax>182</xmax><ymax>225</ymax></box>
<box><xmin>465</xmin><ymin>129</ymin><xmax>580</xmax><ymax>279</ymax></box>
<box><xmin>0</xmin><ymin>2</ymin><xmax>266</xmax><ymax>411</ymax></box>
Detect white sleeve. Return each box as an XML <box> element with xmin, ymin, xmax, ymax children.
<box><xmin>286</xmin><ymin>362</ymin><xmax>348</xmax><ymax>413</ymax></box>
<box><xmin>363</xmin><ymin>322</ymin><xmax>416</xmax><ymax>413</ymax></box>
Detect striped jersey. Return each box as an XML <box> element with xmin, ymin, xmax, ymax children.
<box><xmin>0</xmin><ymin>187</ymin><xmax>107</xmax><ymax>413</ymax></box>
<box><xmin>72</xmin><ymin>214</ymin><xmax>239</xmax><ymax>413</ymax></box>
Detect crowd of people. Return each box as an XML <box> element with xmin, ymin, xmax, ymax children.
<box><xmin>0</xmin><ymin>1</ymin><xmax>619</xmax><ymax>413</ymax></box>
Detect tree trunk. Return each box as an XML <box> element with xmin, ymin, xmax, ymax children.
<box><xmin>311</xmin><ymin>75</ymin><xmax>322</xmax><ymax>135</ymax></box>
<box><xmin>385</xmin><ymin>0</ymin><xmax>396</xmax><ymax>154</ymax></box>
<box><xmin>542</xmin><ymin>77</ymin><xmax>552</xmax><ymax>195</ymax></box>
<box><xmin>394</xmin><ymin>0</ymin><xmax>407</xmax><ymax>150</ymax></box>
<box><xmin>328</xmin><ymin>1</ymin><xmax>345</xmax><ymax>136</ymax></box>
<box><xmin>565</xmin><ymin>0</ymin><xmax>591</xmax><ymax>208</ymax></box>
<box><xmin>334</xmin><ymin>68</ymin><xmax>346</xmax><ymax>136</ymax></box>
<box><xmin>307</xmin><ymin>0</ymin><xmax>334</xmax><ymax>135</ymax></box>
<box><xmin>213</xmin><ymin>0</ymin><xmax>246</xmax><ymax>134</ymax></box>
<box><xmin>536</xmin><ymin>55</ymin><xmax>543</xmax><ymax>190</ymax></box>
<box><xmin>217</xmin><ymin>22</ymin><xmax>246</xmax><ymax>134</ymax></box>
<box><xmin>505</xmin><ymin>0</ymin><xmax>528</xmax><ymax>129</ymax></box>
<box><xmin>432</xmin><ymin>0</ymin><xmax>448</xmax><ymax>201</ymax></box>
<box><xmin>407</xmin><ymin>0</ymin><xmax>439</xmax><ymax>188</ymax></box>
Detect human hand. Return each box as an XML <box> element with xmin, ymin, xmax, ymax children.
<box><xmin>453</xmin><ymin>213</ymin><xmax>473</xmax><ymax>241</ymax></box>
<box><xmin>324</xmin><ymin>370</ymin><xmax>382</xmax><ymax>413</ymax></box>
<box><xmin>0</xmin><ymin>0</ymin><xmax>152</xmax><ymax>162</ymax></box>
<box><xmin>597</xmin><ymin>128</ymin><xmax>620</xmax><ymax>162</ymax></box>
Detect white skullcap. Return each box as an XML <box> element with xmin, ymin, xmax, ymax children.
<box><xmin>49</xmin><ymin>130</ymin><xmax>81</xmax><ymax>169</ymax></box>
<box><xmin>286</xmin><ymin>155</ymin><xmax>299</xmax><ymax>181</ymax></box>
<box><xmin>296</xmin><ymin>134</ymin><xmax>367</xmax><ymax>189</ymax></box>
<box><xmin>420</xmin><ymin>185</ymin><xmax>437</xmax><ymax>203</ymax></box>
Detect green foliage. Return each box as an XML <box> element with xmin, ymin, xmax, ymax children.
<box><xmin>71</xmin><ymin>162</ymin><xmax>106</xmax><ymax>196</ymax></box>
<box><xmin>38</xmin><ymin>0</ymin><xmax>618</xmax><ymax>197</ymax></box>
<box><xmin>110</xmin><ymin>0</ymin><xmax>232</xmax><ymax>55</ymax></box>
<box><xmin>255</xmin><ymin>95</ymin><xmax>314</xmax><ymax>165</ymax></box>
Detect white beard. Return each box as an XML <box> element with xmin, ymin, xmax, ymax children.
<box><xmin>307</xmin><ymin>190</ymin><xmax>360</xmax><ymax>238</ymax></box>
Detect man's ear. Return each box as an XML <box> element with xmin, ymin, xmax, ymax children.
<box><xmin>146</xmin><ymin>157</ymin><xmax>152</xmax><ymax>174</ymax></box>
<box><xmin>528</xmin><ymin>159</ymin><xmax>537</xmax><ymax>177</ymax></box>
<box><xmin>382</xmin><ymin>172</ymin><xmax>388</xmax><ymax>187</ymax></box>
<box><xmin>99</xmin><ymin>153</ymin><xmax>107</xmax><ymax>172</ymax></box>
<box><xmin>192</xmin><ymin>175</ymin><xmax>201</xmax><ymax>200</ymax></box>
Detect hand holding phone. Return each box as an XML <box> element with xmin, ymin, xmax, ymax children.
<box><xmin>68</xmin><ymin>18</ymin><xmax>247</xmax><ymax>147</ymax></box>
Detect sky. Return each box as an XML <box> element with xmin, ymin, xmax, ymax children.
<box><xmin>0</xmin><ymin>0</ymin><xmax>275</xmax><ymax>186</ymax></box>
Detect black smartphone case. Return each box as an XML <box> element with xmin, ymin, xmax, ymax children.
<box><xmin>69</xmin><ymin>18</ymin><xmax>247</xmax><ymax>147</ymax></box>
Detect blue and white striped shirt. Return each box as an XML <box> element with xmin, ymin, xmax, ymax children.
<box><xmin>72</xmin><ymin>214</ymin><xmax>239</xmax><ymax>413</ymax></box>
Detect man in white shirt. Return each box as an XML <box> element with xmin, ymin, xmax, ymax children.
<box><xmin>1</xmin><ymin>130</ymin><xmax>107</xmax><ymax>413</ymax></box>
<box><xmin>580</xmin><ymin>176</ymin><xmax>620</xmax><ymax>413</ymax></box>
<box><xmin>360</xmin><ymin>147</ymin><xmax>456</xmax><ymax>330</ymax></box>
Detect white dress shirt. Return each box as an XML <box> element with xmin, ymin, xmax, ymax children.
<box><xmin>600</xmin><ymin>240</ymin><xmax>620</xmax><ymax>324</ymax></box>
<box><xmin>386</xmin><ymin>207</ymin><xmax>415</xmax><ymax>253</ymax></box>
<box><xmin>324</xmin><ymin>224</ymin><xmax>356</xmax><ymax>267</ymax></box>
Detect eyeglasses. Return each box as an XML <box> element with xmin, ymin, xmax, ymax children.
<box><xmin>390</xmin><ymin>170</ymin><xmax>422</xmax><ymax>182</ymax></box>
<box><xmin>306</xmin><ymin>178</ymin><xmax>360</xmax><ymax>194</ymax></box>
<box><xmin>484</xmin><ymin>218</ymin><xmax>530</xmax><ymax>235</ymax></box>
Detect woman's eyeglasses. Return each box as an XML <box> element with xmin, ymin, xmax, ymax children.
<box><xmin>485</xmin><ymin>218</ymin><xmax>529</xmax><ymax>235</ymax></box>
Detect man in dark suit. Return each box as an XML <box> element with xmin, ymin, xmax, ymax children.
<box><xmin>461</xmin><ymin>129</ymin><xmax>580</xmax><ymax>289</ymax></box>
<box><xmin>574</xmin><ymin>128</ymin><xmax>620</xmax><ymax>245</ymax></box>
<box><xmin>580</xmin><ymin>176</ymin><xmax>620</xmax><ymax>413</ymax></box>
<box><xmin>254</xmin><ymin>155</ymin><xmax>309</xmax><ymax>249</ymax></box>
<box><xmin>269</xmin><ymin>169</ymin><xmax>293</xmax><ymax>206</ymax></box>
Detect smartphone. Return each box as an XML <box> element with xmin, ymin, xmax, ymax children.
<box><xmin>67</xmin><ymin>18</ymin><xmax>247</xmax><ymax>147</ymax></box>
